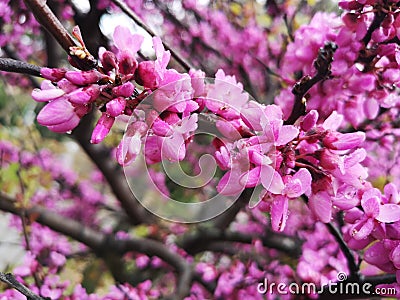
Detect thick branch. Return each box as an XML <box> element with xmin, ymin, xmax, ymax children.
<box><xmin>326</xmin><ymin>222</ymin><xmax>359</xmax><ymax>280</ymax></box>
<box><xmin>0</xmin><ymin>193</ymin><xmax>104</xmax><ymax>249</ymax></box>
<box><xmin>72</xmin><ymin>113</ymin><xmax>153</xmax><ymax>225</ymax></box>
<box><xmin>0</xmin><ymin>58</ymin><xmax>41</xmax><ymax>77</ymax></box>
<box><xmin>211</xmin><ymin>188</ymin><xmax>253</xmax><ymax>229</ymax></box>
<box><xmin>179</xmin><ymin>227</ymin><xmax>302</xmax><ymax>258</ymax></box>
<box><xmin>0</xmin><ymin>193</ymin><xmax>191</xmax><ymax>299</ymax></box>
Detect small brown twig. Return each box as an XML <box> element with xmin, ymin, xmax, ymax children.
<box><xmin>284</xmin><ymin>41</ymin><xmax>337</xmax><ymax>125</ymax></box>
<box><xmin>23</xmin><ymin>0</ymin><xmax>97</xmax><ymax>70</ymax></box>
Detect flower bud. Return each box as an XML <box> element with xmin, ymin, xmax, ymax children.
<box><xmin>323</xmin><ymin>132</ymin><xmax>365</xmax><ymax>150</ymax></box>
<box><xmin>40</xmin><ymin>67</ymin><xmax>66</xmax><ymax>81</ymax></box>
<box><xmin>68</xmin><ymin>85</ymin><xmax>100</xmax><ymax>105</ymax></box>
<box><xmin>65</xmin><ymin>70</ymin><xmax>103</xmax><ymax>85</ymax></box>
<box><xmin>118</xmin><ymin>51</ymin><xmax>138</xmax><ymax>75</ymax></box>
<box><xmin>100</xmin><ymin>50</ymin><xmax>118</xmax><ymax>72</ymax></box>
<box><xmin>112</xmin><ymin>81</ymin><xmax>135</xmax><ymax>97</ymax></box>
<box><xmin>301</xmin><ymin>110</ymin><xmax>318</xmax><ymax>131</ymax></box>
<box><xmin>31</xmin><ymin>87</ymin><xmax>65</xmax><ymax>102</ymax></box>
<box><xmin>90</xmin><ymin>113</ymin><xmax>115</xmax><ymax>144</ymax></box>
<box><xmin>135</xmin><ymin>61</ymin><xmax>157</xmax><ymax>89</ymax></box>
<box><xmin>106</xmin><ymin>97</ymin><xmax>126</xmax><ymax>117</ymax></box>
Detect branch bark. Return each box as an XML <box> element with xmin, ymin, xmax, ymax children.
<box><xmin>284</xmin><ymin>41</ymin><xmax>337</xmax><ymax>125</ymax></box>
<box><xmin>0</xmin><ymin>193</ymin><xmax>191</xmax><ymax>299</ymax></box>
<box><xmin>72</xmin><ymin>113</ymin><xmax>153</xmax><ymax>225</ymax></box>
<box><xmin>0</xmin><ymin>58</ymin><xmax>41</xmax><ymax>77</ymax></box>
<box><xmin>23</xmin><ymin>0</ymin><xmax>97</xmax><ymax>70</ymax></box>
<box><xmin>0</xmin><ymin>272</ymin><xmax>49</xmax><ymax>300</ymax></box>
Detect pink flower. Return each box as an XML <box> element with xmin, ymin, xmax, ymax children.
<box><xmin>348</xmin><ymin>188</ymin><xmax>400</xmax><ymax>240</ymax></box>
<box><xmin>113</xmin><ymin>26</ymin><xmax>143</xmax><ymax>74</ymax></box>
<box><xmin>90</xmin><ymin>112</ymin><xmax>115</xmax><ymax>144</ymax></box>
<box><xmin>116</xmin><ymin>121</ymin><xmax>148</xmax><ymax>166</ymax></box>
<box><xmin>31</xmin><ymin>80</ymin><xmax>65</xmax><ymax>102</ymax></box>
<box><xmin>65</xmin><ymin>70</ymin><xmax>103</xmax><ymax>85</ymax></box>
<box><xmin>206</xmin><ymin>69</ymin><xmax>248</xmax><ymax>119</ymax></box>
<box><xmin>262</xmin><ymin>169</ymin><xmax>312</xmax><ymax>231</ymax></box>
<box><xmin>37</xmin><ymin>98</ymin><xmax>86</xmax><ymax>133</ymax></box>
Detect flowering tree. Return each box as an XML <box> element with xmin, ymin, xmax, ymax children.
<box><xmin>0</xmin><ymin>0</ymin><xmax>400</xmax><ymax>299</ymax></box>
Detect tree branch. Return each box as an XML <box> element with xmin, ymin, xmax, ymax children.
<box><xmin>179</xmin><ymin>227</ymin><xmax>302</xmax><ymax>258</ymax></box>
<box><xmin>23</xmin><ymin>0</ymin><xmax>97</xmax><ymax>70</ymax></box>
<box><xmin>0</xmin><ymin>272</ymin><xmax>49</xmax><ymax>300</ymax></box>
<box><xmin>326</xmin><ymin>222</ymin><xmax>359</xmax><ymax>280</ymax></box>
<box><xmin>72</xmin><ymin>113</ymin><xmax>153</xmax><ymax>225</ymax></box>
<box><xmin>284</xmin><ymin>41</ymin><xmax>337</xmax><ymax>125</ymax></box>
<box><xmin>0</xmin><ymin>58</ymin><xmax>41</xmax><ymax>77</ymax></box>
<box><xmin>211</xmin><ymin>188</ymin><xmax>253</xmax><ymax>230</ymax></box>
<box><xmin>0</xmin><ymin>193</ymin><xmax>191</xmax><ymax>299</ymax></box>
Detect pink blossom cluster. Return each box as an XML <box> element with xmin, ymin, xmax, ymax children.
<box><xmin>278</xmin><ymin>1</ymin><xmax>400</xmax><ymax>126</ymax></box>
<box><xmin>2</xmin><ymin>0</ymin><xmax>400</xmax><ymax>298</ymax></box>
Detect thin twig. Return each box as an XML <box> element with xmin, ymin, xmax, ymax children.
<box><xmin>326</xmin><ymin>222</ymin><xmax>359</xmax><ymax>280</ymax></box>
<box><xmin>284</xmin><ymin>41</ymin><xmax>337</xmax><ymax>125</ymax></box>
<box><xmin>0</xmin><ymin>272</ymin><xmax>49</xmax><ymax>300</ymax></box>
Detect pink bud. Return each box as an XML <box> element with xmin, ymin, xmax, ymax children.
<box><xmin>118</xmin><ymin>51</ymin><xmax>138</xmax><ymax>75</ymax></box>
<box><xmin>40</xmin><ymin>67</ymin><xmax>66</xmax><ymax>81</ymax></box>
<box><xmin>126</xmin><ymin>121</ymin><xmax>148</xmax><ymax>136</ymax></box>
<box><xmin>65</xmin><ymin>70</ymin><xmax>103</xmax><ymax>85</ymax></box>
<box><xmin>112</xmin><ymin>81</ymin><xmax>135</xmax><ymax>97</ymax></box>
<box><xmin>101</xmin><ymin>50</ymin><xmax>118</xmax><ymax>72</ymax></box>
<box><xmin>57</xmin><ymin>78</ymin><xmax>77</xmax><ymax>93</ymax></box>
<box><xmin>68</xmin><ymin>85</ymin><xmax>100</xmax><ymax>105</ymax></box>
<box><xmin>37</xmin><ymin>98</ymin><xmax>76</xmax><ymax>126</ymax></box>
<box><xmin>32</xmin><ymin>88</ymin><xmax>65</xmax><ymax>102</ymax></box>
<box><xmin>106</xmin><ymin>97</ymin><xmax>126</xmax><ymax>117</ymax></box>
<box><xmin>323</xmin><ymin>132</ymin><xmax>365</xmax><ymax>150</ymax></box>
<box><xmin>90</xmin><ymin>113</ymin><xmax>115</xmax><ymax>144</ymax></box>
<box><xmin>301</xmin><ymin>110</ymin><xmax>318</xmax><ymax>131</ymax></box>
<box><xmin>135</xmin><ymin>61</ymin><xmax>157</xmax><ymax>89</ymax></box>
<box><xmin>152</xmin><ymin>119</ymin><xmax>172</xmax><ymax>137</ymax></box>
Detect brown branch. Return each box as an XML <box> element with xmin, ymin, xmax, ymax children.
<box><xmin>284</xmin><ymin>41</ymin><xmax>337</xmax><ymax>125</ymax></box>
<box><xmin>179</xmin><ymin>227</ymin><xmax>302</xmax><ymax>258</ymax></box>
<box><xmin>0</xmin><ymin>272</ymin><xmax>49</xmax><ymax>300</ymax></box>
<box><xmin>0</xmin><ymin>193</ymin><xmax>191</xmax><ymax>299</ymax></box>
<box><xmin>211</xmin><ymin>188</ymin><xmax>253</xmax><ymax>230</ymax></box>
<box><xmin>0</xmin><ymin>58</ymin><xmax>41</xmax><ymax>77</ymax></box>
<box><xmin>0</xmin><ymin>193</ymin><xmax>104</xmax><ymax>249</ymax></box>
<box><xmin>326</xmin><ymin>222</ymin><xmax>359</xmax><ymax>280</ymax></box>
<box><xmin>72</xmin><ymin>113</ymin><xmax>153</xmax><ymax>225</ymax></box>
<box><xmin>23</xmin><ymin>0</ymin><xmax>97</xmax><ymax>70</ymax></box>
